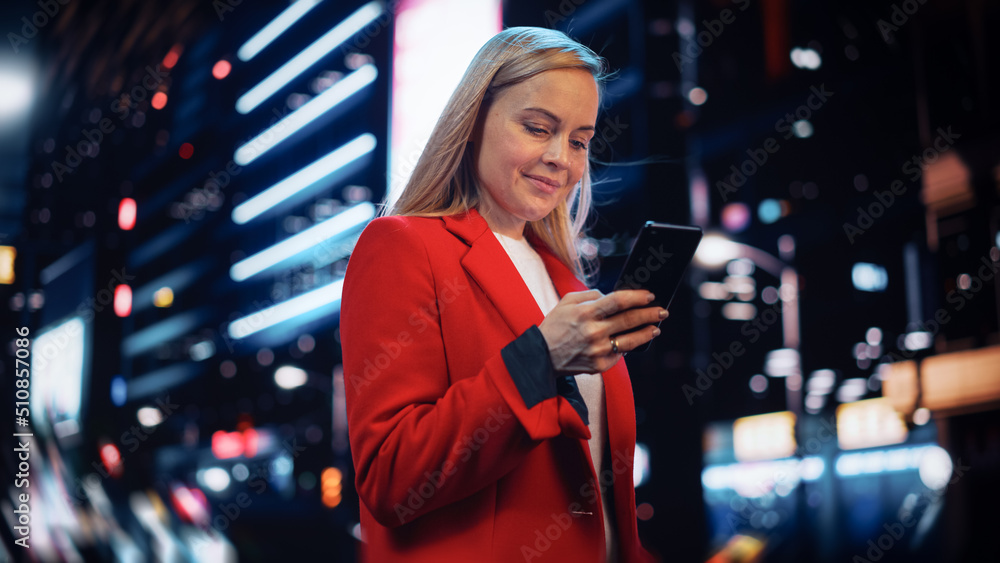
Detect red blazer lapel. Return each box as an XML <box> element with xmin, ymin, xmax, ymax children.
<box><xmin>442</xmin><ymin>209</ymin><xmax>545</xmax><ymax>339</ymax></box>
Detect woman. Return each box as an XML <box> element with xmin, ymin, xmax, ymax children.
<box><xmin>340</xmin><ymin>27</ymin><xmax>663</xmax><ymax>562</ymax></box>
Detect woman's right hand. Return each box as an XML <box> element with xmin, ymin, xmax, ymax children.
<box><xmin>537</xmin><ymin>289</ymin><xmax>667</xmax><ymax>375</ymax></box>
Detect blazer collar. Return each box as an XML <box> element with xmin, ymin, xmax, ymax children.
<box><xmin>442</xmin><ymin>208</ymin><xmax>587</xmax><ymax>337</ymax></box>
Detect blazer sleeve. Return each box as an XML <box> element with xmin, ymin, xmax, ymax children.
<box><xmin>340</xmin><ymin>216</ymin><xmax>589</xmax><ymax>528</ymax></box>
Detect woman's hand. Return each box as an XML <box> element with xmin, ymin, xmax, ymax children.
<box><xmin>537</xmin><ymin>289</ymin><xmax>667</xmax><ymax>375</ymax></box>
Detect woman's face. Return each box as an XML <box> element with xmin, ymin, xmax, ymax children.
<box><xmin>473</xmin><ymin>67</ymin><xmax>599</xmax><ymax>238</ymax></box>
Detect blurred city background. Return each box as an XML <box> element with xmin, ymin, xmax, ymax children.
<box><xmin>1</xmin><ymin>0</ymin><xmax>998</xmax><ymax>561</ymax></box>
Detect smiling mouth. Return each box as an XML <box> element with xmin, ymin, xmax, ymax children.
<box><xmin>523</xmin><ymin>173</ymin><xmax>560</xmax><ymax>190</ymax></box>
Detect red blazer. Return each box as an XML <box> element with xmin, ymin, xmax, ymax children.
<box><xmin>340</xmin><ymin>208</ymin><xmax>656</xmax><ymax>562</ymax></box>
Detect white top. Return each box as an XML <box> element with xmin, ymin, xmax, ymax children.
<box><xmin>492</xmin><ymin>230</ymin><xmax>618</xmax><ymax>562</ymax></box>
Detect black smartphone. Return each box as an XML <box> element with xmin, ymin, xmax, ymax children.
<box><xmin>611</xmin><ymin>222</ymin><xmax>704</xmax><ymax>352</ymax></box>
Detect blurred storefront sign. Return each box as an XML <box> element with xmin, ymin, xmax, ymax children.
<box><xmin>882</xmin><ymin>345</ymin><xmax>1000</xmax><ymax>415</ymax></box>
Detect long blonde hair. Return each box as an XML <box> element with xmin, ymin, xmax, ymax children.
<box><xmin>381</xmin><ymin>27</ymin><xmax>609</xmax><ymax>282</ymax></box>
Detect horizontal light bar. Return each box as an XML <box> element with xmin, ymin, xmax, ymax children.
<box><xmin>230</xmin><ymin>202</ymin><xmax>374</xmax><ymax>281</ymax></box>
<box><xmin>228</xmin><ymin>278</ymin><xmax>344</xmax><ymax>340</ymax></box>
<box><xmin>123</xmin><ymin>308</ymin><xmax>213</xmax><ymax>357</ymax></box>
<box><xmin>701</xmin><ymin>457</ymin><xmax>825</xmax><ymax>494</ymax></box>
<box><xmin>233</xmin><ymin>134</ymin><xmax>376</xmax><ymax>224</ymax></box>
<box><xmin>834</xmin><ymin>445</ymin><xmax>941</xmax><ymax>477</ymax></box>
<box><xmin>234</xmin><ymin>64</ymin><xmax>377</xmax><ymax>166</ymax></box>
<box><xmin>127</xmin><ymin>362</ymin><xmax>203</xmax><ymax>401</ymax></box>
<box><xmin>235</xmin><ymin>1</ymin><xmax>383</xmax><ymax>114</ymax></box>
<box><xmin>132</xmin><ymin>259</ymin><xmax>212</xmax><ymax>314</ymax></box>
<box><xmin>238</xmin><ymin>0</ymin><xmax>323</xmax><ymax>62</ymax></box>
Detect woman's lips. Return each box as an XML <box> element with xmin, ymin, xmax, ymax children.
<box><xmin>523</xmin><ymin>174</ymin><xmax>560</xmax><ymax>194</ymax></box>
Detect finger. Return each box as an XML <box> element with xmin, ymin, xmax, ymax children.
<box><xmin>559</xmin><ymin>289</ymin><xmax>604</xmax><ymax>305</ymax></box>
<box><xmin>615</xmin><ymin>324</ymin><xmax>662</xmax><ymax>353</ymax></box>
<box><xmin>592</xmin><ymin>290</ymin><xmax>655</xmax><ymax>319</ymax></box>
<box><xmin>607</xmin><ymin>306</ymin><xmax>668</xmax><ymax>335</ymax></box>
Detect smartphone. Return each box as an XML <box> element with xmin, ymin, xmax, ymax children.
<box><xmin>611</xmin><ymin>222</ymin><xmax>703</xmax><ymax>352</ymax></box>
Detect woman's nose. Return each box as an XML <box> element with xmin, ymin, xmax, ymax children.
<box><xmin>542</xmin><ymin>137</ymin><xmax>570</xmax><ymax>169</ymax></box>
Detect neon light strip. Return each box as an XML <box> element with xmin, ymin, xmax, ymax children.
<box><xmin>233</xmin><ymin>134</ymin><xmax>376</xmax><ymax>223</ymax></box>
<box><xmin>230</xmin><ymin>202</ymin><xmax>374</xmax><ymax>281</ymax></box>
<box><xmin>227</xmin><ymin>278</ymin><xmax>344</xmax><ymax>340</ymax></box>
<box><xmin>236</xmin><ymin>1</ymin><xmax>382</xmax><ymax>114</ymax></box>
<box><xmin>234</xmin><ymin>64</ymin><xmax>377</xmax><ymax>165</ymax></box>
<box><xmin>237</xmin><ymin>0</ymin><xmax>324</xmax><ymax>62</ymax></box>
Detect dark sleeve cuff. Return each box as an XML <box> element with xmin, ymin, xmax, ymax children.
<box><xmin>501</xmin><ymin>325</ymin><xmax>557</xmax><ymax>409</ymax></box>
<box><xmin>500</xmin><ymin>326</ymin><xmax>589</xmax><ymax>426</ymax></box>
<box><xmin>555</xmin><ymin>375</ymin><xmax>589</xmax><ymax>426</ymax></box>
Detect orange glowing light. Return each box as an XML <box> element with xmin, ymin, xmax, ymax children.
<box><xmin>0</xmin><ymin>246</ymin><xmax>15</xmax><ymax>285</ymax></box>
<box><xmin>322</xmin><ymin>467</ymin><xmax>342</xmax><ymax>485</ymax></box>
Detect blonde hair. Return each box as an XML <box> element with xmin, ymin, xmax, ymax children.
<box><xmin>381</xmin><ymin>26</ymin><xmax>609</xmax><ymax>282</ymax></box>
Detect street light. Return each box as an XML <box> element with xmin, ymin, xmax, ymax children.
<box><xmin>694</xmin><ymin>233</ymin><xmax>802</xmax><ymax>414</ymax></box>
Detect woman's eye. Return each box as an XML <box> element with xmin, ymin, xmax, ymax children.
<box><xmin>571</xmin><ymin>140</ymin><xmax>588</xmax><ymax>150</ymax></box>
<box><xmin>524</xmin><ymin>125</ymin><xmax>548</xmax><ymax>135</ymax></box>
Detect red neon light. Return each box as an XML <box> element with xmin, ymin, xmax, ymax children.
<box><xmin>211</xmin><ymin>428</ymin><xmax>262</xmax><ymax>459</ymax></box>
<box><xmin>118</xmin><ymin>198</ymin><xmax>136</xmax><ymax>230</ymax></box>
<box><xmin>114</xmin><ymin>285</ymin><xmax>132</xmax><ymax>317</ymax></box>
<box><xmin>212</xmin><ymin>430</ymin><xmax>243</xmax><ymax>459</ymax></box>
<box><xmin>243</xmin><ymin>428</ymin><xmax>259</xmax><ymax>458</ymax></box>
<box><xmin>212</xmin><ymin>60</ymin><xmax>231</xmax><ymax>80</ymax></box>
<box><xmin>100</xmin><ymin>443</ymin><xmax>123</xmax><ymax>477</ymax></box>
<box><xmin>162</xmin><ymin>44</ymin><xmax>183</xmax><ymax>69</ymax></box>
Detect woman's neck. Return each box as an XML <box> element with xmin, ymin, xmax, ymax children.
<box><xmin>477</xmin><ymin>200</ymin><xmax>525</xmax><ymax>240</ymax></box>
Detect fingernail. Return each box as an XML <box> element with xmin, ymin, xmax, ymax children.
<box><xmin>658</xmin><ymin>309</ymin><xmax>668</xmax><ymax>319</ymax></box>
<box><xmin>652</xmin><ymin>327</ymin><xmax>661</xmax><ymax>337</ymax></box>
<box><xmin>646</xmin><ymin>293</ymin><xmax>655</xmax><ymax>303</ymax></box>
